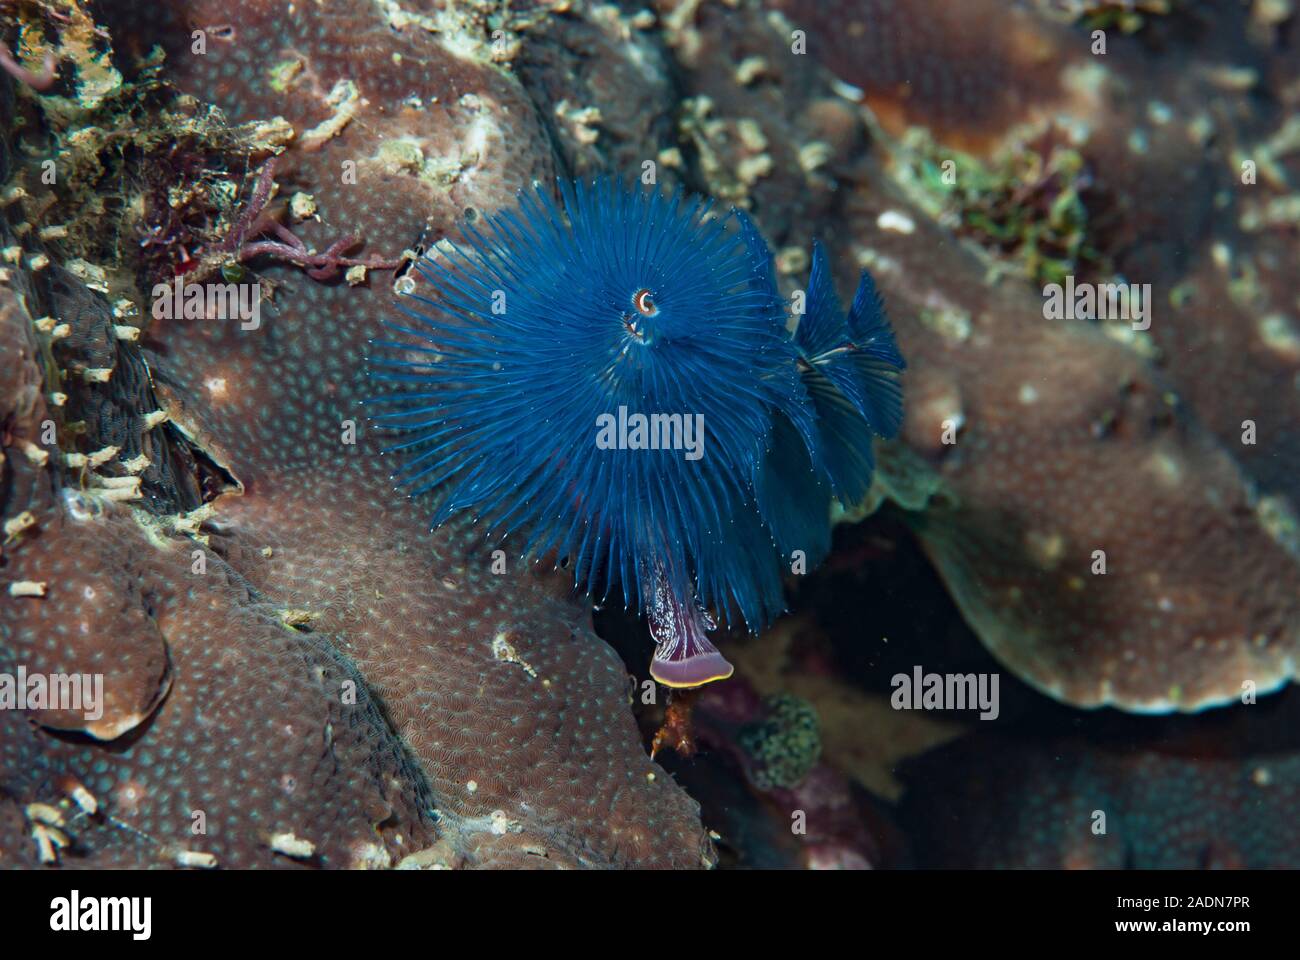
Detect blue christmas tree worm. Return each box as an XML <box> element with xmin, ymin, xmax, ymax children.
<box><xmin>366</xmin><ymin>178</ymin><xmax>904</xmax><ymax>687</ymax></box>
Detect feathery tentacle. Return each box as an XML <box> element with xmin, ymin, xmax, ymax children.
<box><xmin>366</xmin><ymin>178</ymin><xmax>905</xmax><ymax>687</ymax></box>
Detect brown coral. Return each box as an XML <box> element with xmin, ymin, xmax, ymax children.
<box><xmin>1</xmin><ymin>0</ymin><xmax>714</xmax><ymax>869</ymax></box>
<box><xmin>706</xmin><ymin>0</ymin><xmax>1300</xmax><ymax>712</ymax></box>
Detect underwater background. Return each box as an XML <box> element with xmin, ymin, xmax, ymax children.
<box><xmin>0</xmin><ymin>0</ymin><xmax>1297</xmax><ymax>869</ymax></box>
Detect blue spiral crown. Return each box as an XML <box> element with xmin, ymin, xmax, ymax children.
<box><xmin>366</xmin><ymin>178</ymin><xmax>904</xmax><ymax>682</ymax></box>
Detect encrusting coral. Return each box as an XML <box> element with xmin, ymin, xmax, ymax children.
<box><xmin>759</xmin><ymin>0</ymin><xmax>1300</xmax><ymax>712</ymax></box>
<box><xmin>1</xmin><ymin>0</ymin><xmax>714</xmax><ymax>869</ymax></box>
<box><xmin>3</xmin><ymin>0</ymin><xmax>1299</xmax><ymax>870</ymax></box>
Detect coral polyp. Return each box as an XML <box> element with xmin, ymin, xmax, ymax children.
<box><xmin>367</xmin><ymin>178</ymin><xmax>904</xmax><ymax>687</ymax></box>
